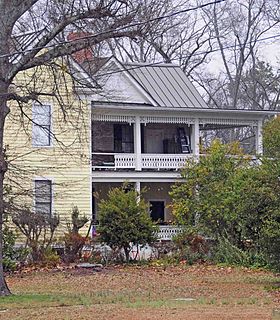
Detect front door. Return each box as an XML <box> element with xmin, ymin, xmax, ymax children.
<box><xmin>150</xmin><ymin>201</ymin><xmax>165</xmax><ymax>224</ymax></box>
<box><xmin>146</xmin><ymin>129</ymin><xmax>163</xmax><ymax>153</ymax></box>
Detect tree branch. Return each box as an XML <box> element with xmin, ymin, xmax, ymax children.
<box><xmin>8</xmin><ymin>2</ymin><xmax>135</xmax><ymax>81</ymax></box>
<box><xmin>14</xmin><ymin>29</ymin><xmax>137</xmax><ymax>73</ymax></box>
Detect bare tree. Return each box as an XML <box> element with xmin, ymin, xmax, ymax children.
<box><xmin>104</xmin><ymin>0</ymin><xmax>214</xmax><ymax>73</ymax></box>
<box><xmin>198</xmin><ymin>0</ymin><xmax>280</xmax><ymax>110</ymax></box>
<box><xmin>109</xmin><ymin>0</ymin><xmax>280</xmax><ymax>111</ymax></box>
<box><xmin>0</xmin><ymin>0</ymin><xmax>148</xmax><ymax>296</ymax></box>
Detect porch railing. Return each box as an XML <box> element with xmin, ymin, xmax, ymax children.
<box><xmin>92</xmin><ymin>153</ymin><xmax>193</xmax><ymax>170</ymax></box>
<box><xmin>91</xmin><ymin>224</ymin><xmax>182</xmax><ymax>241</ymax></box>
<box><xmin>157</xmin><ymin>225</ymin><xmax>183</xmax><ymax>241</ymax></box>
<box><xmin>115</xmin><ymin>153</ymin><xmax>136</xmax><ymax>168</ymax></box>
<box><xmin>141</xmin><ymin>154</ymin><xmax>192</xmax><ymax>170</ymax></box>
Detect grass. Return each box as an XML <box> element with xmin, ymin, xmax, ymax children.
<box><xmin>0</xmin><ymin>293</ymin><xmax>88</xmax><ymax>309</ymax></box>
<box><xmin>1</xmin><ymin>264</ymin><xmax>279</xmax><ymax>319</ymax></box>
<box><xmin>0</xmin><ymin>291</ymin><xmax>147</xmax><ymax>309</ymax></box>
<box><xmin>0</xmin><ymin>290</ymin><xmax>274</xmax><ymax>310</ymax></box>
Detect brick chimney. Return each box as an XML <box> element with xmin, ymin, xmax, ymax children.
<box><xmin>67</xmin><ymin>32</ymin><xmax>93</xmax><ymax>64</ymax></box>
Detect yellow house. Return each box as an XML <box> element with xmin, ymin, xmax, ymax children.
<box><xmin>4</xmin><ymin>55</ymin><xmax>277</xmax><ymax>240</ymax></box>
<box><xmin>5</xmin><ymin>60</ymin><xmax>92</xmax><ymax>233</ymax></box>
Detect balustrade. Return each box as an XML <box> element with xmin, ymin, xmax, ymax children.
<box><xmin>157</xmin><ymin>225</ymin><xmax>183</xmax><ymax>241</ymax></box>
<box><xmin>115</xmin><ymin>154</ymin><xmax>136</xmax><ymax>168</ymax></box>
<box><xmin>141</xmin><ymin>154</ymin><xmax>192</xmax><ymax>170</ymax></box>
<box><xmin>92</xmin><ymin>153</ymin><xmax>193</xmax><ymax>170</ymax></box>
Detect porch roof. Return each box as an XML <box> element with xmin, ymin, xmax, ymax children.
<box><xmin>91</xmin><ymin>101</ymin><xmax>278</xmax><ymax>119</ymax></box>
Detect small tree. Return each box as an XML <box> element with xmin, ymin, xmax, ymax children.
<box><xmin>170</xmin><ymin>140</ymin><xmax>247</xmax><ymax>244</ymax></box>
<box><xmin>98</xmin><ymin>185</ymin><xmax>156</xmax><ymax>262</ymax></box>
<box><xmin>62</xmin><ymin>206</ymin><xmax>89</xmax><ymax>263</ymax></box>
<box><xmin>263</xmin><ymin>116</ymin><xmax>280</xmax><ymax>159</ymax></box>
<box><xmin>12</xmin><ymin>209</ymin><xmax>59</xmax><ymax>263</ymax></box>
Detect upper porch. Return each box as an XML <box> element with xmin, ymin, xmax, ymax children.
<box><xmin>91</xmin><ymin>102</ymin><xmax>272</xmax><ymax>173</ymax></box>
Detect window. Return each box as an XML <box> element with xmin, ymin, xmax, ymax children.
<box><xmin>34</xmin><ymin>180</ymin><xmax>52</xmax><ymax>216</ymax></box>
<box><xmin>32</xmin><ymin>104</ymin><xmax>52</xmax><ymax>146</ymax></box>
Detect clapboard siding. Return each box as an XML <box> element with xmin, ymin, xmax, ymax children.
<box><xmin>5</xmin><ymin>63</ymin><xmax>92</xmax><ymax>236</ymax></box>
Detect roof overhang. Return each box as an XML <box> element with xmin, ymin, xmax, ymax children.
<box><xmin>91</xmin><ymin>101</ymin><xmax>278</xmax><ymax>119</ymax></box>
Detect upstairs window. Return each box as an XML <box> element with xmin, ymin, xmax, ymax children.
<box><xmin>32</xmin><ymin>104</ymin><xmax>52</xmax><ymax>147</ymax></box>
<box><xmin>34</xmin><ymin>180</ymin><xmax>52</xmax><ymax>216</ymax></box>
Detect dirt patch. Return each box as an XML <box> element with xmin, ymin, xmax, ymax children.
<box><xmin>2</xmin><ymin>264</ymin><xmax>279</xmax><ymax>320</ymax></box>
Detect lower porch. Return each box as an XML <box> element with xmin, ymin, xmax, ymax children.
<box><xmin>92</xmin><ymin>181</ymin><xmax>181</xmax><ymax>241</ymax></box>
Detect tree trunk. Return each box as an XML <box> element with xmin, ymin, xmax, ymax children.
<box><xmin>0</xmin><ymin>82</ymin><xmax>11</xmax><ymax>296</ymax></box>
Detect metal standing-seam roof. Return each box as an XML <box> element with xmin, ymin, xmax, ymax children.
<box><xmin>124</xmin><ymin>62</ymin><xmax>208</xmax><ymax>109</ymax></box>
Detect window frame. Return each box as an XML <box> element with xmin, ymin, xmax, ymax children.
<box><xmin>32</xmin><ymin>103</ymin><xmax>53</xmax><ymax>147</ymax></box>
<box><xmin>33</xmin><ymin>178</ymin><xmax>54</xmax><ymax>216</ymax></box>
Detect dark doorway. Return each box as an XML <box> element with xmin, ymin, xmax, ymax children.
<box><xmin>114</xmin><ymin>124</ymin><xmax>134</xmax><ymax>153</ymax></box>
<box><xmin>149</xmin><ymin>201</ymin><xmax>165</xmax><ymax>223</ymax></box>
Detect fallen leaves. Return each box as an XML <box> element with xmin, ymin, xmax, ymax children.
<box><xmin>3</xmin><ymin>263</ymin><xmax>279</xmax><ymax>320</ymax></box>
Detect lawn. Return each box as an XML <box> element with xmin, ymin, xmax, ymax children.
<box><xmin>1</xmin><ymin>264</ymin><xmax>280</xmax><ymax>320</ymax></box>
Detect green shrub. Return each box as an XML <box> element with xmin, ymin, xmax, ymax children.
<box><xmin>98</xmin><ymin>184</ymin><xmax>157</xmax><ymax>262</ymax></box>
<box><xmin>170</xmin><ymin>139</ymin><xmax>280</xmax><ymax>270</ymax></box>
<box><xmin>3</xmin><ymin>225</ymin><xmax>29</xmax><ymax>271</ymax></box>
<box><xmin>212</xmin><ymin>237</ymin><xmax>268</xmax><ymax>269</ymax></box>
<box><xmin>41</xmin><ymin>247</ymin><xmax>60</xmax><ymax>267</ymax></box>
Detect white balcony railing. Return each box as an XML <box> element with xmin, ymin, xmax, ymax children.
<box><xmin>113</xmin><ymin>153</ymin><xmax>192</xmax><ymax>170</ymax></box>
<box><xmin>141</xmin><ymin>154</ymin><xmax>192</xmax><ymax>170</ymax></box>
<box><xmin>115</xmin><ymin>153</ymin><xmax>136</xmax><ymax>168</ymax></box>
<box><xmin>92</xmin><ymin>153</ymin><xmax>194</xmax><ymax>170</ymax></box>
<box><xmin>92</xmin><ymin>153</ymin><xmax>256</xmax><ymax>171</ymax></box>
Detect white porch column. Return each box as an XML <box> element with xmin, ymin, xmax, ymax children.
<box><xmin>256</xmin><ymin>119</ymin><xmax>263</xmax><ymax>155</ymax></box>
<box><xmin>193</xmin><ymin>118</ymin><xmax>200</xmax><ymax>159</ymax></box>
<box><xmin>134</xmin><ymin>115</ymin><xmax>142</xmax><ymax>171</ymax></box>
<box><xmin>135</xmin><ymin>181</ymin><xmax>141</xmax><ymax>203</ymax></box>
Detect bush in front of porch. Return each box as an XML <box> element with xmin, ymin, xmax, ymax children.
<box><xmin>97</xmin><ymin>184</ymin><xmax>157</xmax><ymax>262</ymax></box>
<box><xmin>170</xmin><ymin>139</ymin><xmax>280</xmax><ymax>270</ymax></box>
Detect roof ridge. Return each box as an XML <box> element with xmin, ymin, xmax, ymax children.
<box><xmin>124</xmin><ymin>62</ymin><xmax>179</xmax><ymax>68</ymax></box>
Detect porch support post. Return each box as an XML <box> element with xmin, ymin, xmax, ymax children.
<box><xmin>134</xmin><ymin>115</ymin><xmax>142</xmax><ymax>171</ymax></box>
<box><xmin>194</xmin><ymin>118</ymin><xmax>200</xmax><ymax>159</ymax></box>
<box><xmin>256</xmin><ymin>119</ymin><xmax>263</xmax><ymax>155</ymax></box>
<box><xmin>135</xmin><ymin>181</ymin><xmax>141</xmax><ymax>203</ymax></box>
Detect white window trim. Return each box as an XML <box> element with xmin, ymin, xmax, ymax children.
<box><xmin>33</xmin><ymin>177</ymin><xmax>55</xmax><ymax>216</ymax></box>
<box><xmin>32</xmin><ymin>102</ymin><xmax>53</xmax><ymax>148</ymax></box>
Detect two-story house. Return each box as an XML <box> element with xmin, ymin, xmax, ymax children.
<box><xmin>5</xmin><ymin>55</ymin><xmax>276</xmax><ymax>239</ymax></box>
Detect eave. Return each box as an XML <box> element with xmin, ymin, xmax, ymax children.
<box><xmin>91</xmin><ymin>101</ymin><xmax>278</xmax><ymax>119</ymax></box>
